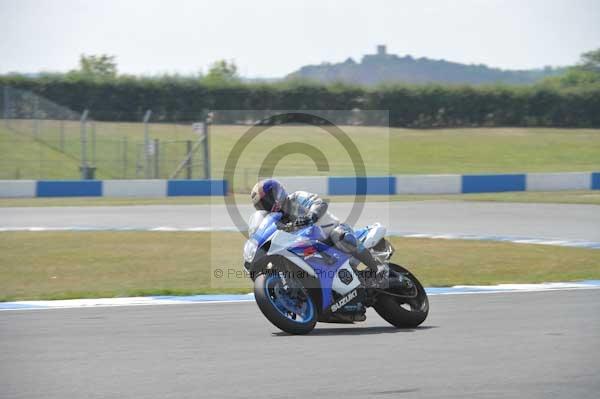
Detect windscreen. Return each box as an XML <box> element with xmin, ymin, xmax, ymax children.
<box><xmin>248</xmin><ymin>210</ymin><xmax>268</xmax><ymax>236</ymax></box>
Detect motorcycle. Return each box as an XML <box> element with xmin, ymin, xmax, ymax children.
<box><xmin>243</xmin><ymin>210</ymin><xmax>429</xmax><ymax>334</ymax></box>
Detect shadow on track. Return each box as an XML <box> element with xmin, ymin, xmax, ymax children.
<box><xmin>272</xmin><ymin>325</ymin><xmax>437</xmax><ymax>337</ymax></box>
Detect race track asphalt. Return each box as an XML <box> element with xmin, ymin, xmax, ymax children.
<box><xmin>2</xmin><ymin>201</ymin><xmax>600</xmax><ymax>241</ymax></box>
<box><xmin>1</xmin><ymin>289</ymin><xmax>599</xmax><ymax>399</ymax></box>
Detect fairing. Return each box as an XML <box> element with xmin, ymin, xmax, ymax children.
<box><xmin>246</xmin><ymin>211</ymin><xmax>367</xmax><ymax>311</ymax></box>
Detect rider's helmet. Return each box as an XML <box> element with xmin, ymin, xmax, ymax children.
<box><xmin>251</xmin><ymin>179</ymin><xmax>288</xmax><ymax>212</ymax></box>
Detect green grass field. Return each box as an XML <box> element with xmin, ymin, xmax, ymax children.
<box><xmin>1</xmin><ymin>231</ymin><xmax>599</xmax><ymax>301</ymax></box>
<box><xmin>2</xmin><ymin>122</ymin><xmax>599</xmax><ymax>191</ymax></box>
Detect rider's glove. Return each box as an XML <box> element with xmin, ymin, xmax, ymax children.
<box><xmin>294</xmin><ymin>212</ymin><xmax>318</xmax><ymax>227</ymax></box>
<box><xmin>276</xmin><ymin>221</ymin><xmax>295</xmax><ymax>232</ymax></box>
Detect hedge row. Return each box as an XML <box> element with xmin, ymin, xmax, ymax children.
<box><xmin>2</xmin><ymin>75</ymin><xmax>600</xmax><ymax>127</ymax></box>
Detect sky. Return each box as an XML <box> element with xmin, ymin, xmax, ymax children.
<box><xmin>1</xmin><ymin>0</ymin><xmax>599</xmax><ymax>78</ymax></box>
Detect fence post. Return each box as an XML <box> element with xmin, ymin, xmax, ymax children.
<box><xmin>135</xmin><ymin>143</ymin><xmax>141</xmax><ymax>178</ymax></box>
<box><xmin>143</xmin><ymin>109</ymin><xmax>152</xmax><ymax>178</ymax></box>
<box><xmin>186</xmin><ymin>140</ymin><xmax>192</xmax><ymax>179</ymax></box>
<box><xmin>202</xmin><ymin>111</ymin><xmax>211</xmax><ymax>179</ymax></box>
<box><xmin>153</xmin><ymin>138</ymin><xmax>160</xmax><ymax>179</ymax></box>
<box><xmin>91</xmin><ymin>121</ymin><xmax>96</xmax><ymax>166</ymax></box>
<box><xmin>80</xmin><ymin>109</ymin><xmax>89</xmax><ymax>179</ymax></box>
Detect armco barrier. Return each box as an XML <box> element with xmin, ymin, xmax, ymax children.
<box><xmin>103</xmin><ymin>180</ymin><xmax>167</xmax><ymax>198</ymax></box>
<box><xmin>0</xmin><ymin>180</ymin><xmax>36</xmax><ymax>197</ymax></box>
<box><xmin>328</xmin><ymin>176</ymin><xmax>396</xmax><ymax>195</ymax></box>
<box><xmin>167</xmin><ymin>180</ymin><xmax>228</xmax><ymax>196</ymax></box>
<box><xmin>592</xmin><ymin>173</ymin><xmax>600</xmax><ymax>190</ymax></box>
<box><xmin>37</xmin><ymin>180</ymin><xmax>103</xmax><ymax>197</ymax></box>
<box><xmin>461</xmin><ymin>174</ymin><xmax>526</xmax><ymax>194</ymax></box>
<box><xmin>0</xmin><ymin>174</ymin><xmax>598</xmax><ymax>198</ymax></box>
<box><xmin>396</xmin><ymin>174</ymin><xmax>461</xmax><ymax>194</ymax></box>
<box><xmin>526</xmin><ymin>172</ymin><xmax>591</xmax><ymax>191</ymax></box>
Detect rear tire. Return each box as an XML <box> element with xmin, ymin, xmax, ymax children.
<box><xmin>254</xmin><ymin>273</ymin><xmax>317</xmax><ymax>335</ymax></box>
<box><xmin>373</xmin><ymin>263</ymin><xmax>429</xmax><ymax>328</ymax></box>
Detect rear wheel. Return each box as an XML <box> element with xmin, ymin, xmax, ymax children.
<box><xmin>254</xmin><ymin>272</ymin><xmax>317</xmax><ymax>335</ymax></box>
<box><xmin>373</xmin><ymin>263</ymin><xmax>429</xmax><ymax>328</ymax></box>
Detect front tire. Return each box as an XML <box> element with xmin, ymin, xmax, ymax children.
<box><xmin>373</xmin><ymin>263</ymin><xmax>429</xmax><ymax>328</ymax></box>
<box><xmin>254</xmin><ymin>272</ymin><xmax>317</xmax><ymax>335</ymax></box>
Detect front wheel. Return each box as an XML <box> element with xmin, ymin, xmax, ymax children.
<box><xmin>373</xmin><ymin>263</ymin><xmax>429</xmax><ymax>328</ymax></box>
<box><xmin>254</xmin><ymin>272</ymin><xmax>317</xmax><ymax>335</ymax></box>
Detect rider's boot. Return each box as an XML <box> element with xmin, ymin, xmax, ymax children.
<box><xmin>353</xmin><ymin>247</ymin><xmax>413</xmax><ymax>290</ymax></box>
<box><xmin>353</xmin><ymin>247</ymin><xmax>389</xmax><ymax>288</ymax></box>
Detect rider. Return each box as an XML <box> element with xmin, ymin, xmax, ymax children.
<box><xmin>250</xmin><ymin>179</ymin><xmax>389</xmax><ymax>287</ymax></box>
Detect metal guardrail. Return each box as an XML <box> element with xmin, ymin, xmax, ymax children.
<box><xmin>1</xmin><ymin>86</ymin><xmax>211</xmax><ymax>180</ymax></box>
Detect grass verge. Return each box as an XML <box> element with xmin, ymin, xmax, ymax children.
<box><xmin>2</xmin><ymin>124</ymin><xmax>600</xmax><ymax>183</ymax></box>
<box><xmin>1</xmin><ymin>231</ymin><xmax>599</xmax><ymax>301</ymax></box>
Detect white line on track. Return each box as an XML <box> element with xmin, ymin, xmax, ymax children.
<box><xmin>2</xmin><ymin>281</ymin><xmax>599</xmax><ymax>312</ymax></box>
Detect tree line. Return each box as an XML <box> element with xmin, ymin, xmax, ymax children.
<box><xmin>1</xmin><ymin>52</ymin><xmax>599</xmax><ymax>128</ymax></box>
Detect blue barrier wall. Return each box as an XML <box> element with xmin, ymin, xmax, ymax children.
<box><xmin>462</xmin><ymin>174</ymin><xmax>526</xmax><ymax>194</ymax></box>
<box><xmin>328</xmin><ymin>176</ymin><xmax>396</xmax><ymax>195</ymax></box>
<box><xmin>2</xmin><ymin>173</ymin><xmax>598</xmax><ymax>198</ymax></box>
<box><xmin>36</xmin><ymin>180</ymin><xmax>103</xmax><ymax>197</ymax></box>
<box><xmin>592</xmin><ymin>173</ymin><xmax>600</xmax><ymax>190</ymax></box>
<box><xmin>167</xmin><ymin>180</ymin><xmax>227</xmax><ymax>196</ymax></box>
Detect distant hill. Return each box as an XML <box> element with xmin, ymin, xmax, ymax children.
<box><xmin>286</xmin><ymin>45</ymin><xmax>565</xmax><ymax>86</ymax></box>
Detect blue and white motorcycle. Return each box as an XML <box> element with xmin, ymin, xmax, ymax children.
<box><xmin>243</xmin><ymin>211</ymin><xmax>429</xmax><ymax>334</ymax></box>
